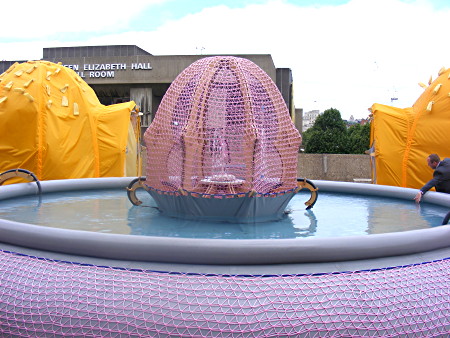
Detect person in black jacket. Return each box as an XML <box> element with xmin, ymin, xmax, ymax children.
<box><xmin>414</xmin><ymin>154</ymin><xmax>450</xmax><ymax>203</ymax></box>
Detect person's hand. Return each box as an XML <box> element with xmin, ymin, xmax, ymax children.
<box><xmin>414</xmin><ymin>191</ymin><xmax>423</xmax><ymax>203</ymax></box>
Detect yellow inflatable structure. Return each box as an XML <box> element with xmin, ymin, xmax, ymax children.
<box><xmin>0</xmin><ymin>61</ymin><xmax>141</xmax><ymax>181</ymax></box>
<box><xmin>371</xmin><ymin>66</ymin><xmax>450</xmax><ymax>189</ymax></box>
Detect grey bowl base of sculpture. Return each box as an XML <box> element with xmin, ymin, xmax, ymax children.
<box><xmin>147</xmin><ymin>188</ymin><xmax>296</xmax><ymax>223</ymax></box>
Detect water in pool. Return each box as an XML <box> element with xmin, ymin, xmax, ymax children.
<box><xmin>0</xmin><ymin>189</ymin><xmax>447</xmax><ymax>239</ymax></box>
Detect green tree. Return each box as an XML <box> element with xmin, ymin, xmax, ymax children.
<box><xmin>347</xmin><ymin>122</ymin><xmax>371</xmax><ymax>154</ymax></box>
<box><xmin>303</xmin><ymin>108</ymin><xmax>348</xmax><ymax>153</ymax></box>
<box><xmin>302</xmin><ymin>108</ymin><xmax>370</xmax><ymax>154</ymax></box>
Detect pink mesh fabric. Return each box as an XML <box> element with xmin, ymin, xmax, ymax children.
<box><xmin>144</xmin><ymin>56</ymin><xmax>301</xmax><ymax>196</ymax></box>
<box><xmin>1</xmin><ymin>249</ymin><xmax>450</xmax><ymax>337</ymax></box>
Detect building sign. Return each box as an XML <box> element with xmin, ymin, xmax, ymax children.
<box><xmin>63</xmin><ymin>62</ymin><xmax>152</xmax><ymax>79</ymax></box>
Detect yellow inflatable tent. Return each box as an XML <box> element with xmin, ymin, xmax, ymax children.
<box><xmin>0</xmin><ymin>61</ymin><xmax>140</xmax><ymax>181</ymax></box>
<box><xmin>370</xmin><ymin>66</ymin><xmax>450</xmax><ymax>189</ymax></box>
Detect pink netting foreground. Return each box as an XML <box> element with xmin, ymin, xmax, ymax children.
<box><xmin>1</xmin><ymin>249</ymin><xmax>450</xmax><ymax>337</ymax></box>
<box><xmin>144</xmin><ymin>56</ymin><xmax>301</xmax><ymax>196</ymax></box>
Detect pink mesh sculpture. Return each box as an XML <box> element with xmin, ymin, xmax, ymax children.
<box><xmin>144</xmin><ymin>56</ymin><xmax>301</xmax><ymax>222</ymax></box>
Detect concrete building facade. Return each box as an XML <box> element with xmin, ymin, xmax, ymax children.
<box><xmin>0</xmin><ymin>45</ymin><xmax>295</xmax><ymax>130</ymax></box>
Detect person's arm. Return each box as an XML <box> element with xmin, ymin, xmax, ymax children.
<box><xmin>421</xmin><ymin>178</ymin><xmax>438</xmax><ymax>194</ymax></box>
<box><xmin>414</xmin><ymin>169</ymin><xmax>443</xmax><ymax>203</ymax></box>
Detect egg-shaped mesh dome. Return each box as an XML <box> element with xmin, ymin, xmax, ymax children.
<box><xmin>143</xmin><ymin>56</ymin><xmax>301</xmax><ymax>222</ymax></box>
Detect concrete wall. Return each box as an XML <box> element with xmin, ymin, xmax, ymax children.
<box><xmin>276</xmin><ymin>68</ymin><xmax>293</xmax><ymax>115</ymax></box>
<box><xmin>40</xmin><ymin>53</ymin><xmax>278</xmax><ymax>85</ymax></box>
<box><xmin>297</xmin><ymin>153</ymin><xmax>372</xmax><ymax>182</ymax></box>
<box><xmin>141</xmin><ymin>152</ymin><xmax>372</xmax><ymax>183</ymax></box>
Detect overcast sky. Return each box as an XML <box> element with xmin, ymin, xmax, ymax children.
<box><xmin>1</xmin><ymin>0</ymin><xmax>449</xmax><ymax>119</ymax></box>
